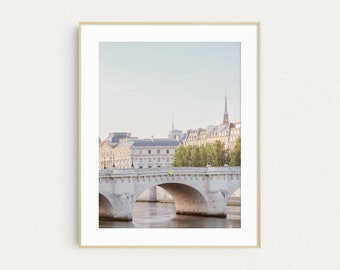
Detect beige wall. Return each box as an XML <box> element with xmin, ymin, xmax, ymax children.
<box><xmin>183</xmin><ymin>125</ymin><xmax>240</xmax><ymax>150</ymax></box>
<box><xmin>99</xmin><ymin>141</ymin><xmax>114</xmax><ymax>169</ymax></box>
<box><xmin>112</xmin><ymin>144</ymin><xmax>177</xmax><ymax>169</ymax></box>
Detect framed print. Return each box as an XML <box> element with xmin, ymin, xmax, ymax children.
<box><xmin>79</xmin><ymin>22</ymin><xmax>261</xmax><ymax>247</ymax></box>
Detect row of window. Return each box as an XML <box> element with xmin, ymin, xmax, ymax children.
<box><xmin>229</xmin><ymin>136</ymin><xmax>240</xmax><ymax>142</ymax></box>
<box><xmin>230</xmin><ymin>129</ymin><xmax>240</xmax><ymax>135</ymax></box>
<box><xmin>147</xmin><ymin>149</ymin><xmax>170</xmax><ymax>154</ymax></box>
<box><xmin>115</xmin><ymin>157</ymin><xmax>171</xmax><ymax>164</ymax></box>
<box><xmin>115</xmin><ymin>162</ymin><xmax>172</xmax><ymax>168</ymax></box>
<box><xmin>99</xmin><ymin>151</ymin><xmax>113</xmax><ymax>158</ymax></box>
<box><xmin>138</xmin><ymin>157</ymin><xmax>170</xmax><ymax>163</ymax></box>
<box><xmin>114</xmin><ymin>149</ymin><xmax>172</xmax><ymax>156</ymax></box>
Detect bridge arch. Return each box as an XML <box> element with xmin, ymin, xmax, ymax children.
<box><xmin>99</xmin><ymin>193</ymin><xmax>114</xmax><ymax>220</ymax></box>
<box><xmin>158</xmin><ymin>183</ymin><xmax>208</xmax><ymax>215</ymax></box>
<box><xmin>230</xmin><ymin>185</ymin><xmax>241</xmax><ymax>196</ymax></box>
<box><xmin>133</xmin><ymin>183</ymin><xmax>208</xmax><ymax>217</ymax></box>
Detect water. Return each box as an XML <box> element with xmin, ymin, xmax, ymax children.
<box><xmin>99</xmin><ymin>202</ymin><xmax>241</xmax><ymax>228</ymax></box>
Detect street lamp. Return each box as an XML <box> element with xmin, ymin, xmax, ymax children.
<box><xmin>131</xmin><ymin>157</ymin><xmax>134</xmax><ymax>168</ymax></box>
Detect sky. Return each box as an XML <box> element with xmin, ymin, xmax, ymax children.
<box><xmin>99</xmin><ymin>42</ymin><xmax>240</xmax><ymax>140</ymax></box>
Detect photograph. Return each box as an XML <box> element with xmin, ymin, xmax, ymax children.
<box><xmin>98</xmin><ymin>42</ymin><xmax>242</xmax><ymax>229</ymax></box>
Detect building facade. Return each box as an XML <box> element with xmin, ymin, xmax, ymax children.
<box><xmin>112</xmin><ymin>138</ymin><xmax>179</xmax><ymax>169</ymax></box>
<box><xmin>99</xmin><ymin>132</ymin><xmax>134</xmax><ymax>169</ymax></box>
<box><xmin>99</xmin><ymin>140</ymin><xmax>115</xmax><ymax>169</ymax></box>
<box><xmin>182</xmin><ymin>95</ymin><xmax>241</xmax><ymax>150</ymax></box>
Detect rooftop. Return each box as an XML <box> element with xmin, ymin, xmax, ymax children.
<box><xmin>133</xmin><ymin>138</ymin><xmax>179</xmax><ymax>147</ymax></box>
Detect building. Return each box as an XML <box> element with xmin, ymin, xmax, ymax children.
<box><xmin>168</xmin><ymin>129</ymin><xmax>183</xmax><ymax>141</ymax></box>
<box><xmin>182</xmin><ymin>95</ymin><xmax>241</xmax><ymax>150</ymax></box>
<box><xmin>99</xmin><ymin>140</ymin><xmax>115</xmax><ymax>169</ymax></box>
<box><xmin>112</xmin><ymin>137</ymin><xmax>179</xmax><ymax>169</ymax></box>
<box><xmin>99</xmin><ymin>132</ymin><xmax>135</xmax><ymax>169</ymax></box>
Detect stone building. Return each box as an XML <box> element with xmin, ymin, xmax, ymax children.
<box><xmin>99</xmin><ymin>132</ymin><xmax>135</xmax><ymax>169</ymax></box>
<box><xmin>99</xmin><ymin>140</ymin><xmax>114</xmax><ymax>169</ymax></box>
<box><xmin>112</xmin><ymin>137</ymin><xmax>179</xmax><ymax>169</ymax></box>
<box><xmin>182</xmin><ymin>95</ymin><xmax>241</xmax><ymax>150</ymax></box>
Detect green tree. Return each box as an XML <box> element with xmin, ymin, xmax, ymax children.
<box><xmin>183</xmin><ymin>146</ymin><xmax>190</xmax><ymax>166</ymax></box>
<box><xmin>191</xmin><ymin>146</ymin><xmax>201</xmax><ymax>167</ymax></box>
<box><xmin>213</xmin><ymin>140</ymin><xmax>227</xmax><ymax>166</ymax></box>
<box><xmin>228</xmin><ymin>137</ymin><xmax>241</xmax><ymax>166</ymax></box>
<box><xmin>199</xmin><ymin>145</ymin><xmax>207</xmax><ymax>166</ymax></box>
<box><xmin>225</xmin><ymin>148</ymin><xmax>231</xmax><ymax>165</ymax></box>
<box><xmin>173</xmin><ymin>145</ymin><xmax>185</xmax><ymax>166</ymax></box>
<box><xmin>173</xmin><ymin>141</ymin><xmax>228</xmax><ymax>167</ymax></box>
<box><xmin>206</xmin><ymin>143</ymin><xmax>214</xmax><ymax>166</ymax></box>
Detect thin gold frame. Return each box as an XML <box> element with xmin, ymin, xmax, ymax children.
<box><xmin>78</xmin><ymin>22</ymin><xmax>261</xmax><ymax>248</ymax></box>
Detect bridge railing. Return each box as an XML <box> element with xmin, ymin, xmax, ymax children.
<box><xmin>99</xmin><ymin>166</ymin><xmax>240</xmax><ymax>177</ymax></box>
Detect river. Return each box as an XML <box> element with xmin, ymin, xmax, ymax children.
<box><xmin>99</xmin><ymin>202</ymin><xmax>240</xmax><ymax>228</ymax></box>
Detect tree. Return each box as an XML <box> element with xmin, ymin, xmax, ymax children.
<box><xmin>173</xmin><ymin>145</ymin><xmax>185</xmax><ymax>167</ymax></box>
<box><xmin>228</xmin><ymin>137</ymin><xmax>241</xmax><ymax>166</ymax></box>
<box><xmin>199</xmin><ymin>145</ymin><xmax>207</xmax><ymax>166</ymax></box>
<box><xmin>173</xmin><ymin>141</ymin><xmax>228</xmax><ymax>167</ymax></box>
<box><xmin>191</xmin><ymin>146</ymin><xmax>201</xmax><ymax>167</ymax></box>
<box><xmin>213</xmin><ymin>140</ymin><xmax>227</xmax><ymax>166</ymax></box>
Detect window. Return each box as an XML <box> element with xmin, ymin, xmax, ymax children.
<box><xmin>139</xmin><ymin>150</ymin><xmax>142</xmax><ymax>154</ymax></box>
<box><xmin>166</xmin><ymin>150</ymin><xmax>169</xmax><ymax>154</ymax></box>
<box><xmin>148</xmin><ymin>158</ymin><xmax>151</xmax><ymax>162</ymax></box>
<box><xmin>158</xmin><ymin>158</ymin><xmax>160</xmax><ymax>162</ymax></box>
<box><xmin>148</xmin><ymin>150</ymin><xmax>151</xmax><ymax>154</ymax></box>
<box><xmin>157</xmin><ymin>150</ymin><xmax>160</xmax><ymax>154</ymax></box>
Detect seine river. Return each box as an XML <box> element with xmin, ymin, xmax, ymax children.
<box><xmin>99</xmin><ymin>202</ymin><xmax>240</xmax><ymax>228</ymax></box>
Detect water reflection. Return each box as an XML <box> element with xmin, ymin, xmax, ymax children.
<box><xmin>99</xmin><ymin>202</ymin><xmax>240</xmax><ymax>228</ymax></box>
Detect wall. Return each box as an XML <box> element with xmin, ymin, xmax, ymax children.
<box><xmin>0</xmin><ymin>0</ymin><xmax>339</xmax><ymax>269</ymax></box>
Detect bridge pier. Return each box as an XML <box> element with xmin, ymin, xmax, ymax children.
<box><xmin>109</xmin><ymin>192</ymin><xmax>134</xmax><ymax>221</ymax></box>
<box><xmin>99</xmin><ymin>178</ymin><xmax>135</xmax><ymax>221</ymax></box>
<box><xmin>99</xmin><ymin>192</ymin><xmax>134</xmax><ymax>221</ymax></box>
<box><xmin>205</xmin><ymin>191</ymin><xmax>228</xmax><ymax>218</ymax></box>
<box><xmin>205</xmin><ymin>176</ymin><xmax>229</xmax><ymax>218</ymax></box>
<box><xmin>176</xmin><ymin>190</ymin><xmax>228</xmax><ymax>218</ymax></box>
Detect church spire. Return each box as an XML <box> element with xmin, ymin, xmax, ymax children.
<box><xmin>223</xmin><ymin>94</ymin><xmax>229</xmax><ymax>125</ymax></box>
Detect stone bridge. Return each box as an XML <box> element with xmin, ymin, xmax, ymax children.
<box><xmin>99</xmin><ymin>167</ymin><xmax>241</xmax><ymax>221</ymax></box>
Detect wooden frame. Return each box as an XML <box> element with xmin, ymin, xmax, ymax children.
<box><xmin>79</xmin><ymin>22</ymin><xmax>261</xmax><ymax>248</ymax></box>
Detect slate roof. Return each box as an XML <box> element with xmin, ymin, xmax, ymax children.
<box><xmin>106</xmin><ymin>132</ymin><xmax>131</xmax><ymax>144</ymax></box>
<box><xmin>114</xmin><ymin>141</ymin><xmax>135</xmax><ymax>149</ymax></box>
<box><xmin>132</xmin><ymin>138</ymin><xmax>179</xmax><ymax>147</ymax></box>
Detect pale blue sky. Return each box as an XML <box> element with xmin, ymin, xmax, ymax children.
<box><xmin>99</xmin><ymin>42</ymin><xmax>240</xmax><ymax>140</ymax></box>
